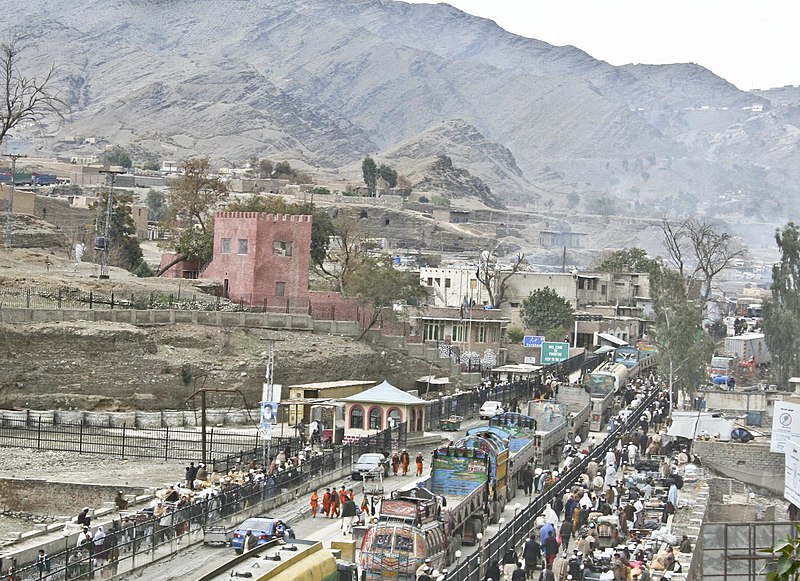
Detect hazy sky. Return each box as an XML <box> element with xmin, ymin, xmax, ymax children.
<box><xmin>405</xmin><ymin>0</ymin><xmax>799</xmax><ymax>90</ymax></box>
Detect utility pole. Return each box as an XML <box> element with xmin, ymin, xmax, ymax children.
<box><xmin>97</xmin><ymin>168</ymin><xmax>125</xmax><ymax>279</ymax></box>
<box><xmin>4</xmin><ymin>153</ymin><xmax>27</xmax><ymax>250</ymax></box>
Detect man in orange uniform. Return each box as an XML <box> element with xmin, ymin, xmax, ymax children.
<box><xmin>400</xmin><ymin>449</ymin><xmax>410</xmax><ymax>476</ymax></box>
<box><xmin>322</xmin><ymin>488</ymin><xmax>332</xmax><ymax>518</ymax></box>
<box><xmin>415</xmin><ymin>452</ymin><xmax>424</xmax><ymax>477</ymax></box>
<box><xmin>310</xmin><ymin>490</ymin><xmax>319</xmax><ymax>518</ymax></box>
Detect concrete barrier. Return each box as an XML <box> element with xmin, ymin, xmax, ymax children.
<box><xmin>55</xmin><ymin>410</ymin><xmax>85</xmax><ymax>424</ymax></box>
<box><xmin>108</xmin><ymin>412</ymin><xmax>136</xmax><ymax>428</ymax></box>
<box><xmin>135</xmin><ymin>411</ymin><xmax>162</xmax><ymax>428</ymax></box>
<box><xmin>83</xmin><ymin>411</ymin><xmax>110</xmax><ymax>427</ymax></box>
<box><xmin>27</xmin><ymin>410</ymin><xmax>55</xmax><ymax>425</ymax></box>
<box><xmin>161</xmin><ymin>411</ymin><xmax>184</xmax><ymax>428</ymax></box>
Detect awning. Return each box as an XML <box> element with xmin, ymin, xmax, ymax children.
<box><xmin>598</xmin><ymin>333</ymin><xmax>628</xmax><ymax>347</ymax></box>
<box><xmin>416</xmin><ymin>376</ymin><xmax>451</xmax><ymax>385</ymax></box>
<box><xmin>667</xmin><ymin>411</ymin><xmax>735</xmax><ymax>442</ymax></box>
<box><xmin>594</xmin><ymin>345</ymin><xmax>616</xmax><ymax>355</ymax></box>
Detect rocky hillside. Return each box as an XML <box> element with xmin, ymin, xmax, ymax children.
<box><xmin>4</xmin><ymin>0</ymin><xmax>798</xmax><ymax>218</ymax></box>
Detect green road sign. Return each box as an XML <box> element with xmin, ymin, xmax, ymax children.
<box><xmin>541</xmin><ymin>341</ymin><xmax>570</xmax><ymax>364</ymax></box>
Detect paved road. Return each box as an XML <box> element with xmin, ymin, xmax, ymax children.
<box><xmin>115</xmin><ymin>421</ymin><xmax>486</xmax><ymax>580</ymax></box>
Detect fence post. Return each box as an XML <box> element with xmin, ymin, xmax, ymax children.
<box><xmin>130</xmin><ymin>293</ymin><xmax>134</xmax><ymax>309</ymax></box>
<box><xmin>58</xmin><ymin>287</ymin><xmax>62</xmax><ymax>309</ymax></box>
<box><xmin>89</xmin><ymin>291</ymin><xmax>93</xmax><ymax>310</ymax></box>
<box><xmin>26</xmin><ymin>289</ymin><xmax>30</xmax><ymax>308</ymax></box>
<box><xmin>37</xmin><ymin>416</ymin><xmax>41</xmax><ymax>450</ymax></box>
<box><xmin>169</xmin><ymin>294</ymin><xmax>173</xmax><ymax>309</ymax></box>
<box><xmin>122</xmin><ymin>423</ymin><xmax>126</xmax><ymax>459</ymax></box>
<box><xmin>111</xmin><ymin>291</ymin><xmax>115</xmax><ymax>310</ymax></box>
<box><xmin>79</xmin><ymin>420</ymin><xmax>84</xmax><ymax>454</ymax></box>
<box><xmin>209</xmin><ymin>428</ymin><xmax>214</xmax><ymax>461</ymax></box>
<box><xmin>164</xmin><ymin>427</ymin><xmax>170</xmax><ymax>461</ymax></box>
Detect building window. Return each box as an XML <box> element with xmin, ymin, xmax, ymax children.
<box><xmin>221</xmin><ymin>238</ymin><xmax>231</xmax><ymax>254</ymax></box>
<box><xmin>451</xmin><ymin>324</ymin><xmax>465</xmax><ymax>342</ymax></box>
<box><xmin>476</xmin><ymin>324</ymin><xmax>487</xmax><ymax>343</ymax></box>
<box><xmin>425</xmin><ymin>322</ymin><xmax>443</xmax><ymax>341</ymax></box>
<box><xmin>350</xmin><ymin>406</ymin><xmax>364</xmax><ymax>430</ymax></box>
<box><xmin>368</xmin><ymin>407</ymin><xmax>382</xmax><ymax>430</ymax></box>
<box><xmin>237</xmin><ymin>239</ymin><xmax>249</xmax><ymax>254</ymax></box>
<box><xmin>427</xmin><ymin>277</ymin><xmax>433</xmax><ymax>286</ymax></box>
<box><xmin>275</xmin><ymin>282</ymin><xmax>286</xmax><ymax>296</ymax></box>
<box><xmin>435</xmin><ymin>278</ymin><xmax>441</xmax><ymax>286</ymax></box>
<box><xmin>601</xmin><ymin>284</ymin><xmax>607</xmax><ymax>296</ymax></box>
<box><xmin>384</xmin><ymin>219</ymin><xmax>390</xmax><ymax>226</ymax></box>
<box><xmin>445</xmin><ymin>278</ymin><xmax>451</xmax><ymax>288</ymax></box>
<box><xmin>387</xmin><ymin>408</ymin><xmax>402</xmax><ymax>428</ymax></box>
<box><xmin>273</xmin><ymin>240</ymin><xmax>293</xmax><ymax>257</ymax></box>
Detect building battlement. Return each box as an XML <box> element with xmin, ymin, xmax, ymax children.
<box><xmin>215</xmin><ymin>212</ymin><xmax>312</xmax><ymax>222</ymax></box>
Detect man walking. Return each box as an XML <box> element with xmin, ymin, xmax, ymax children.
<box><xmin>341</xmin><ymin>496</ymin><xmax>358</xmax><ymax>535</ymax></box>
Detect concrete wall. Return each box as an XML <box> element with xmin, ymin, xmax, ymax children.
<box><xmin>0</xmin><ymin>308</ymin><xmax>314</xmax><ymax>330</ymax></box>
<box><xmin>0</xmin><ymin>478</ymin><xmax>147</xmax><ymax>517</ymax></box>
<box><xmin>692</xmin><ymin>440</ymin><xmax>784</xmax><ymax>495</ymax></box>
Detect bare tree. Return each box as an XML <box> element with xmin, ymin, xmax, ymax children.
<box><xmin>315</xmin><ymin>211</ymin><xmax>370</xmax><ymax>293</ymax></box>
<box><xmin>660</xmin><ymin>217</ymin><xmax>745</xmax><ymax>303</ymax></box>
<box><xmin>0</xmin><ymin>36</ymin><xmax>66</xmax><ymax>147</ymax></box>
<box><xmin>475</xmin><ymin>251</ymin><xmax>525</xmax><ymax>309</ymax></box>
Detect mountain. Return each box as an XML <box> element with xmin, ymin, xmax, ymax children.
<box><xmin>3</xmin><ymin>0</ymin><xmax>799</xmax><ymax>218</ymax></box>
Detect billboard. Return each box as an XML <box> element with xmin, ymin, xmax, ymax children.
<box><xmin>786</xmin><ymin>438</ymin><xmax>800</xmax><ymax>507</ymax></box>
<box><xmin>771</xmin><ymin>400</ymin><xmax>800</xmax><ymax>453</ymax></box>
<box><xmin>430</xmin><ymin>453</ymin><xmax>488</xmax><ymax>496</ymax></box>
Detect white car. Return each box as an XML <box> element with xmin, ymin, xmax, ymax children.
<box><xmin>479</xmin><ymin>400</ymin><xmax>504</xmax><ymax>420</ymax></box>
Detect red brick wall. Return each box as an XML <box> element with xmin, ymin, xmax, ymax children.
<box><xmin>202</xmin><ymin>212</ymin><xmax>312</xmax><ymax>305</ymax></box>
<box><xmin>309</xmin><ymin>291</ymin><xmax>362</xmax><ymax>321</ymax></box>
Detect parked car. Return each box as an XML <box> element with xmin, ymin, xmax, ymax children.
<box><xmin>479</xmin><ymin>400</ymin><xmax>504</xmax><ymax>420</ymax></box>
<box><xmin>230</xmin><ymin>517</ymin><xmax>294</xmax><ymax>553</ymax></box>
<box><xmin>352</xmin><ymin>453</ymin><xmax>389</xmax><ymax>479</ymax></box>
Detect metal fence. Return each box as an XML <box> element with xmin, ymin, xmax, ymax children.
<box><xmin>0</xmin><ymin>284</ymin><xmax>323</xmax><ymax>317</ymax></box>
<box><xmin>701</xmin><ymin>521</ymin><xmax>797</xmax><ymax>580</ymax></box>
<box><xmin>444</xmin><ymin>389</ymin><xmax>660</xmax><ymax>581</ymax></box>
<box><xmin>0</xmin><ymin>417</ymin><xmax>300</xmax><ymax>464</ymax></box>
<box><xmin>1</xmin><ymin>423</ymin><xmax>406</xmax><ymax>580</ymax></box>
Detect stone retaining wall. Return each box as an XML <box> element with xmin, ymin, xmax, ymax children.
<box><xmin>692</xmin><ymin>440</ymin><xmax>784</xmax><ymax>495</ymax></box>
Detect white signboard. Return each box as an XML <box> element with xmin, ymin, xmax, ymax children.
<box><xmin>524</xmin><ymin>356</ymin><xmax>537</xmax><ymax>364</ymax></box>
<box><xmin>771</xmin><ymin>400</ymin><xmax>800</xmax><ymax>453</ymax></box>
<box><xmin>785</xmin><ymin>438</ymin><xmax>800</xmax><ymax>507</ymax></box>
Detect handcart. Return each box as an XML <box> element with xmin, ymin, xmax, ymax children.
<box><xmin>439</xmin><ymin>415</ymin><xmax>464</xmax><ymax>431</ymax></box>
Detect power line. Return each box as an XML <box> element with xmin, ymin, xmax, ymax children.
<box><xmin>4</xmin><ymin>153</ymin><xmax>28</xmax><ymax>249</ymax></box>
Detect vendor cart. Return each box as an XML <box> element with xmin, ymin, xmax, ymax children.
<box><xmin>202</xmin><ymin>525</ymin><xmax>229</xmax><ymax>546</ymax></box>
<box><xmin>439</xmin><ymin>416</ymin><xmax>464</xmax><ymax>431</ymax></box>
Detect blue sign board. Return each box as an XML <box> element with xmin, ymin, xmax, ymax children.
<box><xmin>523</xmin><ymin>335</ymin><xmax>545</xmax><ymax>348</ymax></box>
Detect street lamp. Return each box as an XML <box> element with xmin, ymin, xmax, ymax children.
<box><xmin>476</xmin><ymin>532</ymin><xmax>485</xmax><ymax>579</ymax></box>
<box><xmin>454</xmin><ymin>549</ymin><xmax>462</xmax><ymax>565</ymax></box>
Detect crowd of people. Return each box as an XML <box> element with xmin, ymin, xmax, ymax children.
<box><xmin>474</xmin><ymin>376</ymin><xmax>696</xmax><ymax>581</ymax></box>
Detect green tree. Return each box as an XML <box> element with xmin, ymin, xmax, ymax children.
<box><xmin>158</xmin><ymin>157</ymin><xmax>227</xmax><ymax>275</ymax></box>
<box><xmin>274</xmin><ymin>161</ymin><xmax>293</xmax><ymax>177</ymax></box>
<box><xmin>92</xmin><ymin>191</ymin><xmax>143</xmax><ymax>272</ymax></box>
<box><xmin>506</xmin><ymin>327</ymin><xmax>525</xmax><ymax>344</ymax></box>
<box><xmin>344</xmin><ymin>256</ymin><xmax>427</xmax><ymax>340</ymax></box>
<box><xmin>141</xmin><ymin>161</ymin><xmax>160</xmax><ymax>171</ymax></box>
<box><xmin>102</xmin><ymin>146</ymin><xmax>132</xmax><ymax>169</ymax></box>
<box><xmin>764</xmin><ymin>222</ymin><xmax>800</xmax><ymax>386</ymax></box>
<box><xmin>377</xmin><ymin>164</ymin><xmax>398</xmax><ymax>189</ymax></box>
<box><xmin>520</xmin><ymin>287</ymin><xmax>574</xmax><ymax>334</ymax></box>
<box><xmin>651</xmin><ymin>267</ymin><xmax>713</xmax><ymax>401</ymax></box>
<box><xmin>0</xmin><ymin>36</ymin><xmax>65</xmax><ymax>148</ymax></box>
<box><xmin>362</xmin><ymin>156</ymin><xmax>378</xmax><ymax>197</ymax></box>
<box><xmin>594</xmin><ymin>248</ymin><xmax>661</xmax><ymax>274</ymax></box>
<box><xmin>145</xmin><ymin>189</ymin><xmax>167</xmax><ymax>222</ymax></box>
